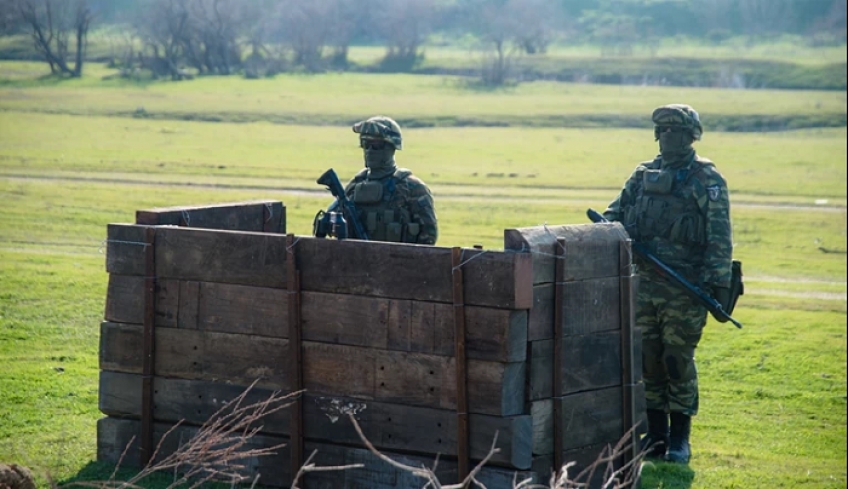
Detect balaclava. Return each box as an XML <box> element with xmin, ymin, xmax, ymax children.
<box><xmin>362</xmin><ymin>138</ymin><xmax>397</xmax><ymax>180</ymax></box>
<box><xmin>658</xmin><ymin>130</ymin><xmax>695</xmax><ymax>165</ymax></box>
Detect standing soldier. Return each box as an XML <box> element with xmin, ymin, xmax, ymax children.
<box><xmin>316</xmin><ymin>115</ymin><xmax>438</xmax><ymax>244</ymax></box>
<box><xmin>602</xmin><ymin>104</ymin><xmax>733</xmax><ymax>464</ymax></box>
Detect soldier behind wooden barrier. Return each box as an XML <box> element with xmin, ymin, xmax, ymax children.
<box><xmin>321</xmin><ymin>115</ymin><xmax>438</xmax><ymax>244</ymax></box>
<box><xmin>602</xmin><ymin>104</ymin><xmax>734</xmax><ymax>465</ymax></box>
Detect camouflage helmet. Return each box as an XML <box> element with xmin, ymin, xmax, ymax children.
<box><xmin>652</xmin><ymin>104</ymin><xmax>703</xmax><ymax>141</ymax></box>
<box><xmin>352</xmin><ymin>115</ymin><xmax>403</xmax><ymax>150</ymax></box>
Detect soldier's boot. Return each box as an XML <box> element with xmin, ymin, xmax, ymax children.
<box><xmin>639</xmin><ymin>409</ymin><xmax>669</xmax><ymax>459</ymax></box>
<box><xmin>665</xmin><ymin>412</ymin><xmax>692</xmax><ymax>464</ymax></box>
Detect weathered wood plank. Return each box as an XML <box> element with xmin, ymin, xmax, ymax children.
<box><xmin>296</xmin><ymin>238</ymin><xmax>533</xmax><ymax>309</ymax></box>
<box><xmin>531</xmin><ymin>443</ymin><xmax>621</xmax><ymax>488</ymax></box>
<box><xmin>98</xmin><ymin>417</ymin><xmax>539</xmax><ymax>487</ymax></box>
<box><xmin>100</xmin><ymin>322</ymin><xmax>290</xmax><ymax>390</ymax></box>
<box><xmin>105</xmin><ymin>276</ymin><xmax>527</xmax><ymax>362</ymax></box>
<box><xmin>100</xmin><ymin>322</ymin><xmax>524</xmax><ymax>416</ymax></box>
<box><xmin>504</xmin><ymin>222</ymin><xmax>626</xmax><ymax>285</ymax></box>
<box><xmin>106</xmin><ymin>225</ymin><xmax>532</xmax><ymax>309</ymax></box>
<box><xmin>531</xmin><ymin>387</ymin><xmax>624</xmax><ymax>454</ymax></box>
<box><xmin>527</xmin><ymin>277</ymin><xmax>622</xmax><ymax>342</ymax></box>
<box><xmin>135</xmin><ymin>200</ymin><xmax>285</xmax><ymax>234</ymax></box>
<box><xmin>98</xmin><ymin>371</ymin><xmax>532</xmax><ymax>468</ymax></box>
<box><xmin>528</xmin><ymin>284</ymin><xmax>554</xmax><ymax>341</ymax></box>
<box><xmin>528</xmin><ymin>330</ymin><xmax>623</xmax><ymax>401</ymax></box>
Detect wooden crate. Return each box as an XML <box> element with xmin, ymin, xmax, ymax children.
<box><xmin>96</xmin><ymin>202</ymin><xmax>641</xmax><ymax>488</ymax></box>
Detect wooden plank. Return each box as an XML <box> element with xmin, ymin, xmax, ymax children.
<box><xmin>98</xmin><ymin>371</ymin><xmax>533</xmax><ymax>469</ymax></box>
<box><xmin>105</xmin><ymin>224</ymin><xmax>148</xmax><ymax>277</ymax></box>
<box><xmin>99</xmin><ymin>322</ymin><xmax>525</xmax><ymax>416</ymax></box>
<box><xmin>504</xmin><ymin>222</ymin><xmax>626</xmax><ymax>285</ymax></box>
<box><xmin>99</xmin><ymin>322</ymin><xmax>290</xmax><ymax>390</ymax></box>
<box><xmin>286</xmin><ymin>233</ymin><xmax>304</xmax><ymax>483</ymax></box>
<box><xmin>558</xmin><ymin>328</ymin><xmax>622</xmax><ymax>394</ymax></box>
<box><xmin>135</xmin><ymin>200</ymin><xmax>285</xmax><ymax>233</ymax></box>
<box><xmin>140</xmin><ymin>226</ymin><xmax>156</xmax><ymax>465</ymax></box>
<box><xmin>297</xmin><ymin>238</ymin><xmax>533</xmax><ymax>309</ymax></box>
<box><xmin>528</xmin><ymin>283</ymin><xmax>554</xmax><ymax>341</ymax></box>
<box><xmin>528</xmin><ymin>330</ymin><xmax>622</xmax><ymax>401</ymax></box>
<box><xmin>107</xmin><ymin>225</ymin><xmax>533</xmax><ymax>309</ymax></box>
<box><xmin>531</xmin><ymin>387</ymin><xmax>624</xmax><ymax>454</ymax></box>
<box><xmin>527</xmin><ymin>277</ymin><xmax>622</xmax><ymax>342</ymax></box>
<box><xmin>97</xmin><ymin>417</ymin><xmax>540</xmax><ymax>487</ymax></box>
<box><xmin>105</xmin><ymin>276</ymin><xmax>527</xmax><ymax>362</ymax></box>
<box><xmin>531</xmin><ymin>443</ymin><xmax>618</xmax><ymax>488</ymax></box>
<box><xmin>553</xmin><ymin>237</ymin><xmax>565</xmax><ymax>472</ymax></box>
<box><xmin>451</xmin><ymin>246</ymin><xmax>470</xmax><ymax>480</ymax></box>
<box><xmin>619</xmin><ymin>242</ymin><xmax>637</xmax><ymax>464</ymax></box>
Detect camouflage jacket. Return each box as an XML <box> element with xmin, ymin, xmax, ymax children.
<box><xmin>603</xmin><ymin>153</ymin><xmax>733</xmax><ymax>288</ymax></box>
<box><xmin>344</xmin><ymin>167</ymin><xmax>438</xmax><ymax>245</ymax></box>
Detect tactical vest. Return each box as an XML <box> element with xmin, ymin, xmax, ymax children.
<box><xmin>346</xmin><ymin>168</ymin><xmax>423</xmax><ymax>243</ymax></box>
<box><xmin>625</xmin><ymin>157</ymin><xmax>714</xmax><ymax>274</ymax></box>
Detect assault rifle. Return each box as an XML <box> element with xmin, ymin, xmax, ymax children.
<box><xmin>587</xmin><ymin>208</ymin><xmax>742</xmax><ymax>329</ymax></box>
<box><xmin>313</xmin><ymin>168</ymin><xmax>370</xmax><ymax>240</ymax></box>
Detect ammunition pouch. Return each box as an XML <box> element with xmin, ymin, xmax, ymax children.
<box><xmin>352</xmin><ymin>181</ymin><xmax>384</xmax><ymax>204</ymax></box>
<box><xmin>725</xmin><ymin>260</ymin><xmax>744</xmax><ymax>315</ymax></box>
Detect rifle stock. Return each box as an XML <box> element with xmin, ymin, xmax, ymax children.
<box><xmin>587</xmin><ymin>208</ymin><xmax>742</xmax><ymax>329</ymax></box>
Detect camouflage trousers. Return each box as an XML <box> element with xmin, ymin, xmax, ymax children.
<box><xmin>636</xmin><ymin>276</ymin><xmax>707</xmax><ymax>416</ymax></box>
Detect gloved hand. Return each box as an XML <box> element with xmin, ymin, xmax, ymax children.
<box><xmin>709</xmin><ymin>286</ymin><xmax>732</xmax><ymax>322</ymax></box>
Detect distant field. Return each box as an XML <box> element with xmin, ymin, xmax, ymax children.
<box><xmin>350</xmin><ymin>37</ymin><xmax>848</xmax><ymax>66</ymax></box>
<box><xmin>0</xmin><ymin>61</ymin><xmax>845</xmax><ymax>131</ymax></box>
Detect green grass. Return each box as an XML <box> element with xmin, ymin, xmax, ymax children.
<box><xmin>0</xmin><ymin>62</ymin><xmax>845</xmax><ymax>488</ymax></box>
<box><xmin>0</xmin><ymin>61</ymin><xmax>845</xmax><ymax>130</ymax></box>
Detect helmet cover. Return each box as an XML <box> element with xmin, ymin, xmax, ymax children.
<box><xmin>352</xmin><ymin>115</ymin><xmax>403</xmax><ymax>150</ymax></box>
<box><xmin>652</xmin><ymin>104</ymin><xmax>703</xmax><ymax>140</ymax></box>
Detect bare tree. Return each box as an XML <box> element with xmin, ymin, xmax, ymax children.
<box><xmin>183</xmin><ymin>0</ymin><xmax>248</xmax><ymax>75</ymax></box>
<box><xmin>374</xmin><ymin>0</ymin><xmax>435</xmax><ymax>71</ymax></box>
<box><xmin>134</xmin><ymin>0</ymin><xmax>191</xmax><ymax>79</ymax></box>
<box><xmin>272</xmin><ymin>0</ymin><xmax>335</xmax><ymax>72</ymax></box>
<box><xmin>739</xmin><ymin>0</ymin><xmax>793</xmax><ymax>38</ymax></box>
<box><xmin>325</xmin><ymin>0</ymin><xmax>361</xmax><ymax>69</ymax></box>
<box><xmin>475</xmin><ymin>1</ymin><xmax>522</xmax><ymax>86</ymax></box>
<box><xmin>508</xmin><ymin>0</ymin><xmax>561</xmax><ymax>55</ymax></box>
<box><xmin>12</xmin><ymin>0</ymin><xmax>93</xmax><ymax>77</ymax></box>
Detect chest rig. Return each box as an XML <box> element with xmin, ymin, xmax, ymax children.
<box><xmin>347</xmin><ymin>168</ymin><xmax>422</xmax><ymax>243</ymax></box>
<box><xmin>627</xmin><ymin>157</ymin><xmax>711</xmax><ymax>249</ymax></box>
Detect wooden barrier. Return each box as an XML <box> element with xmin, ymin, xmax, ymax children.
<box><xmin>96</xmin><ymin>201</ymin><xmax>643</xmax><ymax>487</ymax></box>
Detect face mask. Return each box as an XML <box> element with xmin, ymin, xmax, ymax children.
<box><xmin>363</xmin><ymin>147</ymin><xmax>396</xmax><ymax>179</ymax></box>
<box><xmin>658</xmin><ymin>131</ymin><xmax>694</xmax><ymax>163</ymax></box>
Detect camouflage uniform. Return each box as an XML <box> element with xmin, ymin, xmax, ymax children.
<box><xmin>603</xmin><ymin>104</ymin><xmax>733</xmax><ymax>463</ymax></box>
<box><xmin>343</xmin><ymin>116</ymin><xmax>438</xmax><ymax>245</ymax></box>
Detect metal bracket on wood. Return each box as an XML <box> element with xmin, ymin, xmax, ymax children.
<box><xmin>286</xmin><ymin>234</ymin><xmax>305</xmax><ymax>483</ymax></box>
<box><xmin>140</xmin><ymin>226</ymin><xmax>156</xmax><ymax>465</ymax></box>
<box><xmin>619</xmin><ymin>240</ymin><xmax>637</xmax><ymax>464</ymax></box>
<box><xmin>553</xmin><ymin>238</ymin><xmax>566</xmax><ymax>472</ymax></box>
<box><xmin>451</xmin><ymin>247</ymin><xmax>470</xmax><ymax>481</ymax></box>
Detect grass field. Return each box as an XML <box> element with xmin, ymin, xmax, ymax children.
<box><xmin>0</xmin><ymin>59</ymin><xmax>845</xmax><ymax>489</ymax></box>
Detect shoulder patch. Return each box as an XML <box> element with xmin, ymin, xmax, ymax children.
<box><xmin>707</xmin><ymin>184</ymin><xmax>722</xmax><ymax>202</ymax></box>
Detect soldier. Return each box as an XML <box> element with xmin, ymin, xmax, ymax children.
<box><xmin>603</xmin><ymin>104</ymin><xmax>733</xmax><ymax>464</ymax></box>
<box><xmin>322</xmin><ymin>115</ymin><xmax>438</xmax><ymax>244</ymax></box>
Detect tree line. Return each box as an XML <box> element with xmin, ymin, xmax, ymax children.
<box><xmin>0</xmin><ymin>0</ymin><xmax>845</xmax><ymax>81</ymax></box>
